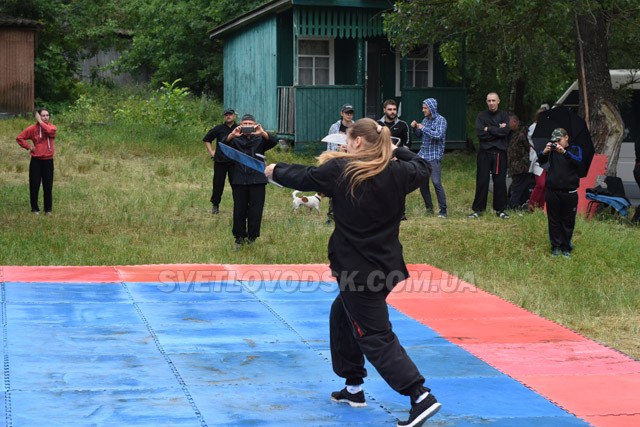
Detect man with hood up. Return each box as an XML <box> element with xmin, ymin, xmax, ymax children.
<box><xmin>411</xmin><ymin>98</ymin><xmax>448</xmax><ymax>218</ymax></box>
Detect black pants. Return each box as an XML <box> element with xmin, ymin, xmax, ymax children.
<box><xmin>508</xmin><ymin>173</ymin><xmax>532</xmax><ymax>210</ymax></box>
<box><xmin>545</xmin><ymin>188</ymin><xmax>578</xmax><ymax>252</ymax></box>
<box><xmin>472</xmin><ymin>149</ymin><xmax>507</xmax><ymax>213</ymax></box>
<box><xmin>231</xmin><ymin>184</ymin><xmax>266</xmax><ymax>240</ymax></box>
<box><xmin>330</xmin><ymin>283</ymin><xmax>427</xmax><ymax>401</ymax></box>
<box><xmin>29</xmin><ymin>158</ymin><xmax>54</xmax><ymax>213</ymax></box>
<box><xmin>210</xmin><ymin>161</ymin><xmax>232</xmax><ymax>207</ymax></box>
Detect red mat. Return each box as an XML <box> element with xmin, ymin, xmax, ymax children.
<box><xmin>2</xmin><ymin>263</ymin><xmax>639</xmax><ymax>427</ymax></box>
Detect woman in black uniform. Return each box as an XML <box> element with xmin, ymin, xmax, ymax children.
<box><xmin>265</xmin><ymin>118</ymin><xmax>441</xmax><ymax>427</ymax></box>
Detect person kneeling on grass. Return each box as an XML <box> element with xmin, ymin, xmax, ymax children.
<box><xmin>265</xmin><ymin>118</ymin><xmax>441</xmax><ymax>427</ymax></box>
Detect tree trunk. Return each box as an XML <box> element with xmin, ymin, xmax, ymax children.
<box><xmin>574</xmin><ymin>10</ymin><xmax>624</xmax><ymax>175</ymax></box>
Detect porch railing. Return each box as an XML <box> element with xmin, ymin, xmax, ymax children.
<box><xmin>277</xmin><ymin>86</ymin><xmax>295</xmax><ymax>136</ymax></box>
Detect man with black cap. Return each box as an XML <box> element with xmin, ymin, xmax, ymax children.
<box><xmin>202</xmin><ymin>108</ymin><xmax>238</xmax><ymax>214</ymax></box>
<box><xmin>537</xmin><ymin>127</ymin><xmax>582</xmax><ymax>258</ymax></box>
<box><xmin>226</xmin><ymin>114</ymin><xmax>277</xmax><ymax>247</ymax></box>
<box><xmin>327</xmin><ymin>103</ymin><xmax>355</xmax><ymax>151</ymax></box>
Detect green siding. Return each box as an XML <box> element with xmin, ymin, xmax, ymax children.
<box><xmin>294</xmin><ymin>85</ymin><xmax>363</xmax><ymax>153</ymax></box>
<box><xmin>224</xmin><ymin>18</ymin><xmax>278</xmax><ymax>131</ymax></box>
<box><xmin>295</xmin><ymin>7</ymin><xmax>384</xmax><ymax>39</ymax></box>
<box><xmin>401</xmin><ymin>87</ymin><xmax>468</xmax><ymax>149</ymax></box>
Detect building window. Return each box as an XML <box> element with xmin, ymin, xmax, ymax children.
<box><xmin>397</xmin><ymin>45</ymin><xmax>433</xmax><ymax>91</ymax></box>
<box><xmin>298</xmin><ymin>38</ymin><xmax>334</xmax><ymax>85</ymax></box>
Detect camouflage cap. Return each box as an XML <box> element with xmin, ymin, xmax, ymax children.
<box><xmin>550</xmin><ymin>128</ymin><xmax>567</xmax><ymax>142</ymax></box>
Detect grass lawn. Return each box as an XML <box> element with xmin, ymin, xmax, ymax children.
<box><xmin>1</xmin><ymin>100</ymin><xmax>639</xmax><ymax>360</ymax></box>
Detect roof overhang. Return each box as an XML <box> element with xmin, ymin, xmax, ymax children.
<box><xmin>208</xmin><ymin>0</ymin><xmax>292</xmax><ymax>40</ymax></box>
<box><xmin>0</xmin><ymin>14</ymin><xmax>41</xmax><ymax>29</ymax></box>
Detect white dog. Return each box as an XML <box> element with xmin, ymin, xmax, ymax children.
<box><xmin>292</xmin><ymin>190</ymin><xmax>322</xmax><ymax>213</ymax></box>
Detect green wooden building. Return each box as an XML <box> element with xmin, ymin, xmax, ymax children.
<box><xmin>209</xmin><ymin>0</ymin><xmax>468</xmax><ymax>153</ymax></box>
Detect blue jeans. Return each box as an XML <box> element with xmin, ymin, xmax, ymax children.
<box><xmin>420</xmin><ymin>159</ymin><xmax>447</xmax><ymax>214</ymax></box>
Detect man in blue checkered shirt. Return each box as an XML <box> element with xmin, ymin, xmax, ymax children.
<box><xmin>411</xmin><ymin>98</ymin><xmax>448</xmax><ymax>218</ymax></box>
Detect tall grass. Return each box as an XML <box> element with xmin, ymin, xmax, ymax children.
<box><xmin>1</xmin><ymin>86</ymin><xmax>639</xmax><ymax>358</ymax></box>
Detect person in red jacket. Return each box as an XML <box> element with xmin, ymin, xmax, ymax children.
<box><xmin>16</xmin><ymin>108</ymin><xmax>58</xmax><ymax>215</ymax></box>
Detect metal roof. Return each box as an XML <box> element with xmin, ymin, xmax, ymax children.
<box><xmin>0</xmin><ymin>14</ymin><xmax>41</xmax><ymax>29</ymax></box>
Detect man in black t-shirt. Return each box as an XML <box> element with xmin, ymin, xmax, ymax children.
<box><xmin>202</xmin><ymin>108</ymin><xmax>238</xmax><ymax>214</ymax></box>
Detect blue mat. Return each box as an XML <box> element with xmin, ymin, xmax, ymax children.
<box><xmin>0</xmin><ymin>281</ymin><xmax>591</xmax><ymax>426</ymax></box>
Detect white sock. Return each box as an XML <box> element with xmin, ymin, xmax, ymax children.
<box><xmin>415</xmin><ymin>391</ymin><xmax>430</xmax><ymax>404</ymax></box>
<box><xmin>346</xmin><ymin>385</ymin><xmax>362</xmax><ymax>394</ymax></box>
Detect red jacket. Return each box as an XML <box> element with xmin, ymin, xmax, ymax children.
<box><xmin>16</xmin><ymin>121</ymin><xmax>57</xmax><ymax>160</ymax></box>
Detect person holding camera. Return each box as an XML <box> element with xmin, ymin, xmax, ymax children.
<box><xmin>202</xmin><ymin>108</ymin><xmax>238</xmax><ymax>215</ymax></box>
<box><xmin>16</xmin><ymin>108</ymin><xmax>57</xmax><ymax>215</ymax></box>
<box><xmin>226</xmin><ymin>114</ymin><xmax>277</xmax><ymax>246</ymax></box>
<box><xmin>537</xmin><ymin>128</ymin><xmax>583</xmax><ymax>257</ymax></box>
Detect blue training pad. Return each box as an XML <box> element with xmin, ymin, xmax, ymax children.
<box><xmin>0</xmin><ymin>279</ymin><xmax>592</xmax><ymax>426</ymax></box>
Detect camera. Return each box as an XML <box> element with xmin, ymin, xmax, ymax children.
<box><xmin>550</xmin><ymin>142</ymin><xmax>558</xmax><ymax>150</ymax></box>
<box><xmin>241</xmin><ymin>126</ymin><xmax>255</xmax><ymax>134</ymax></box>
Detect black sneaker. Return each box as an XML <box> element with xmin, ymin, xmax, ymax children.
<box><xmin>211</xmin><ymin>205</ymin><xmax>219</xmax><ymax>215</ymax></box>
<box><xmin>330</xmin><ymin>387</ymin><xmax>366</xmax><ymax>408</ymax></box>
<box><xmin>397</xmin><ymin>394</ymin><xmax>441</xmax><ymax>427</ymax></box>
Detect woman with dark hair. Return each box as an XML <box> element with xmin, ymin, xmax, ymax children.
<box><xmin>265</xmin><ymin>118</ymin><xmax>441</xmax><ymax>427</ymax></box>
<box><xmin>16</xmin><ymin>108</ymin><xmax>57</xmax><ymax>215</ymax></box>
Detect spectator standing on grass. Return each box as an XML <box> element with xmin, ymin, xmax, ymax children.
<box><xmin>378</xmin><ymin>98</ymin><xmax>410</xmax><ymax>220</ymax></box>
<box><xmin>527</xmin><ymin>106</ymin><xmax>550</xmax><ymax>211</ymax></box>
<box><xmin>265</xmin><ymin>118</ymin><xmax>442</xmax><ymax>427</ymax></box>
<box><xmin>469</xmin><ymin>92</ymin><xmax>510</xmax><ymax>219</ymax></box>
<box><xmin>226</xmin><ymin>114</ymin><xmax>276</xmax><ymax>247</ymax></box>
<box><xmin>202</xmin><ymin>108</ymin><xmax>238</xmax><ymax>215</ymax></box>
<box><xmin>377</xmin><ymin>99</ymin><xmax>409</xmax><ymax>148</ymax></box>
<box><xmin>507</xmin><ymin>114</ymin><xmax>533</xmax><ymax>210</ymax></box>
<box><xmin>16</xmin><ymin>108</ymin><xmax>57</xmax><ymax>215</ymax></box>
<box><xmin>411</xmin><ymin>98</ymin><xmax>448</xmax><ymax>218</ymax></box>
<box><xmin>326</xmin><ymin>103</ymin><xmax>355</xmax><ymax>224</ymax></box>
<box><xmin>537</xmin><ymin>128</ymin><xmax>582</xmax><ymax>258</ymax></box>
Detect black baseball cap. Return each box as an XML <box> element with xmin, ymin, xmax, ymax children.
<box><xmin>223</xmin><ymin>108</ymin><xmax>235</xmax><ymax>115</ymax></box>
<box><xmin>341</xmin><ymin>104</ymin><xmax>355</xmax><ymax>113</ymax></box>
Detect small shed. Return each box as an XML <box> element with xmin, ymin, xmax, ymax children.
<box><xmin>0</xmin><ymin>15</ymin><xmax>40</xmax><ymax>117</ymax></box>
<box><xmin>209</xmin><ymin>0</ymin><xmax>468</xmax><ymax>153</ymax></box>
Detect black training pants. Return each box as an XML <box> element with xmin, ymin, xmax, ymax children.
<box><xmin>508</xmin><ymin>173</ymin><xmax>532</xmax><ymax>210</ymax></box>
<box><xmin>472</xmin><ymin>149</ymin><xmax>507</xmax><ymax>213</ymax></box>
<box><xmin>545</xmin><ymin>188</ymin><xmax>578</xmax><ymax>252</ymax></box>
<box><xmin>330</xmin><ymin>283</ymin><xmax>427</xmax><ymax>400</ymax></box>
<box><xmin>29</xmin><ymin>157</ymin><xmax>54</xmax><ymax>213</ymax></box>
<box><xmin>210</xmin><ymin>161</ymin><xmax>232</xmax><ymax>207</ymax></box>
<box><xmin>231</xmin><ymin>183</ymin><xmax>266</xmax><ymax>240</ymax></box>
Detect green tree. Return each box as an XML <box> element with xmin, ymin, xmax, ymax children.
<box><xmin>384</xmin><ymin>0</ymin><xmax>640</xmax><ymax>173</ymax></box>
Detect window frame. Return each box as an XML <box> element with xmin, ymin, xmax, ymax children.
<box><xmin>297</xmin><ymin>37</ymin><xmax>335</xmax><ymax>86</ymax></box>
<box><xmin>396</xmin><ymin>44</ymin><xmax>433</xmax><ymax>93</ymax></box>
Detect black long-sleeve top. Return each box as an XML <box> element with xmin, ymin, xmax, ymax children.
<box><xmin>273</xmin><ymin>149</ymin><xmax>431</xmax><ymax>287</ymax></box>
<box><xmin>538</xmin><ymin>145</ymin><xmax>583</xmax><ymax>191</ymax></box>
<box><xmin>475</xmin><ymin>109</ymin><xmax>510</xmax><ymax>151</ymax></box>
<box><xmin>227</xmin><ymin>134</ymin><xmax>277</xmax><ymax>185</ymax></box>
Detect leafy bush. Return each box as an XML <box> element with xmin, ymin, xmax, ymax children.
<box><xmin>113</xmin><ymin>80</ymin><xmax>204</xmax><ymax>130</ymax></box>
